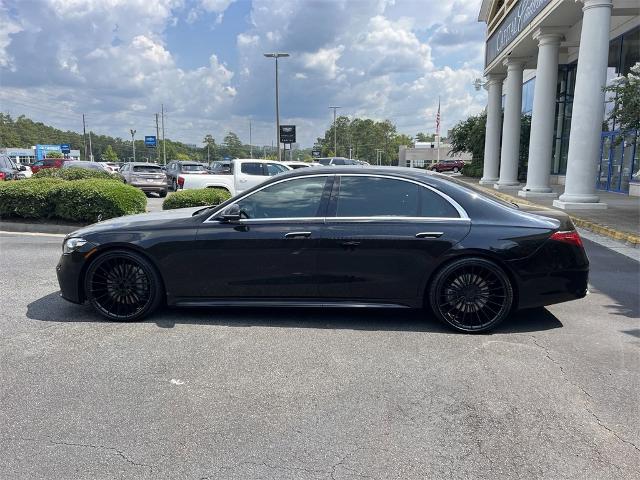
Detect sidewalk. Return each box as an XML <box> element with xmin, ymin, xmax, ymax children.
<box><xmin>458</xmin><ymin>176</ymin><xmax>640</xmax><ymax>246</ymax></box>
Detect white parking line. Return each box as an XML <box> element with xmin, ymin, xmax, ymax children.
<box><xmin>0</xmin><ymin>230</ymin><xmax>66</xmax><ymax>238</ymax></box>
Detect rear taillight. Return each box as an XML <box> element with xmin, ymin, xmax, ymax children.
<box><xmin>550</xmin><ymin>230</ymin><xmax>583</xmax><ymax>248</ymax></box>
<box><xmin>0</xmin><ymin>172</ymin><xmax>5</xmax><ymax>181</ymax></box>
<box><xmin>177</xmin><ymin>176</ymin><xmax>185</xmax><ymax>188</ymax></box>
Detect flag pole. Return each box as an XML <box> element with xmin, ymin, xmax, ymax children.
<box><xmin>436</xmin><ymin>97</ymin><xmax>441</xmax><ymax>162</ymax></box>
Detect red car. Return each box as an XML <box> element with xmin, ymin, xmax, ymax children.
<box><xmin>30</xmin><ymin>158</ymin><xmax>67</xmax><ymax>174</ymax></box>
<box><xmin>430</xmin><ymin>159</ymin><xmax>465</xmax><ymax>173</ymax></box>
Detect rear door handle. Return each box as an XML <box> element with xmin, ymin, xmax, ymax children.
<box><xmin>285</xmin><ymin>232</ymin><xmax>312</xmax><ymax>239</ymax></box>
<box><xmin>340</xmin><ymin>241</ymin><xmax>361</xmax><ymax>247</ymax></box>
<box><xmin>415</xmin><ymin>232</ymin><xmax>444</xmax><ymax>239</ymax></box>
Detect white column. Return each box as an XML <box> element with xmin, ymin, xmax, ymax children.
<box><xmin>554</xmin><ymin>0</ymin><xmax>612</xmax><ymax>210</ymax></box>
<box><xmin>520</xmin><ymin>30</ymin><xmax>564</xmax><ymax>198</ymax></box>
<box><xmin>480</xmin><ymin>74</ymin><xmax>505</xmax><ymax>185</ymax></box>
<box><xmin>495</xmin><ymin>58</ymin><xmax>526</xmax><ymax>189</ymax></box>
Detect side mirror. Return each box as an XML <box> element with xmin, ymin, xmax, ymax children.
<box><xmin>221</xmin><ymin>203</ymin><xmax>241</xmax><ymax>222</ymax></box>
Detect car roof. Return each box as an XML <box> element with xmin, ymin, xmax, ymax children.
<box><xmin>127</xmin><ymin>162</ymin><xmax>163</xmax><ymax>166</ymax></box>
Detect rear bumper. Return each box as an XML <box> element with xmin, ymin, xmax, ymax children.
<box><xmin>509</xmin><ymin>240</ymin><xmax>589</xmax><ymax>309</ymax></box>
<box><xmin>132</xmin><ymin>184</ymin><xmax>167</xmax><ymax>192</ymax></box>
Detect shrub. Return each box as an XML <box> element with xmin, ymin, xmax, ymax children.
<box><xmin>34</xmin><ymin>166</ymin><xmax>122</xmax><ymax>182</ymax></box>
<box><xmin>462</xmin><ymin>162</ymin><xmax>483</xmax><ymax>178</ymax></box>
<box><xmin>51</xmin><ymin>179</ymin><xmax>147</xmax><ymax>222</ymax></box>
<box><xmin>0</xmin><ymin>178</ymin><xmax>63</xmax><ymax>219</ymax></box>
<box><xmin>163</xmin><ymin>188</ymin><xmax>231</xmax><ymax>210</ymax></box>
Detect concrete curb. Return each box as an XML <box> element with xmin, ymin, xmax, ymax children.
<box><xmin>472</xmin><ymin>184</ymin><xmax>640</xmax><ymax>247</ymax></box>
<box><xmin>0</xmin><ymin>220</ymin><xmax>81</xmax><ymax>235</ymax></box>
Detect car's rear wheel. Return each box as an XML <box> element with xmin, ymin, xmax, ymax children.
<box><xmin>171</xmin><ymin>178</ymin><xmax>177</xmax><ymax>191</ymax></box>
<box><xmin>159</xmin><ymin>189</ymin><xmax>167</xmax><ymax>198</ymax></box>
<box><xmin>453</xmin><ymin>166</ymin><xmax>460</xmax><ymax>173</ymax></box>
<box><xmin>85</xmin><ymin>250</ymin><xmax>163</xmax><ymax>321</ymax></box>
<box><xmin>429</xmin><ymin>258</ymin><xmax>513</xmax><ymax>333</ymax></box>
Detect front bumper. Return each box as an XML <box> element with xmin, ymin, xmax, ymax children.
<box><xmin>56</xmin><ymin>245</ymin><xmax>96</xmax><ymax>304</ymax></box>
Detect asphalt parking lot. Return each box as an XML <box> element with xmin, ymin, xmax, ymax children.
<box><xmin>0</xmin><ymin>231</ymin><xmax>638</xmax><ymax>479</ymax></box>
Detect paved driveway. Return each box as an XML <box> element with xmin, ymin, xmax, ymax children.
<box><xmin>0</xmin><ymin>232</ymin><xmax>638</xmax><ymax>479</ymax></box>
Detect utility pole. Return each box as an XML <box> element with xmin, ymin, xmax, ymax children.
<box><xmin>82</xmin><ymin>114</ymin><xmax>87</xmax><ymax>161</ymax></box>
<box><xmin>263</xmin><ymin>53</ymin><xmax>289</xmax><ymax>162</ymax></box>
<box><xmin>249</xmin><ymin>120</ymin><xmax>253</xmax><ymax>159</ymax></box>
<box><xmin>130</xmin><ymin>129</ymin><xmax>136</xmax><ymax>162</ymax></box>
<box><xmin>329</xmin><ymin>106</ymin><xmax>341</xmax><ymax>156</ymax></box>
<box><xmin>155</xmin><ymin>113</ymin><xmax>160</xmax><ymax>163</ymax></box>
<box><xmin>88</xmin><ymin>129</ymin><xmax>93</xmax><ymax>162</ymax></box>
<box><xmin>161</xmin><ymin>103</ymin><xmax>166</xmax><ymax>165</ymax></box>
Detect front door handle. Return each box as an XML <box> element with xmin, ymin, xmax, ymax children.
<box><xmin>285</xmin><ymin>231</ymin><xmax>312</xmax><ymax>239</ymax></box>
<box><xmin>415</xmin><ymin>232</ymin><xmax>444</xmax><ymax>239</ymax></box>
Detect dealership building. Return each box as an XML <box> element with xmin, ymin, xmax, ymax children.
<box><xmin>478</xmin><ymin>0</ymin><xmax>639</xmax><ymax>205</ymax></box>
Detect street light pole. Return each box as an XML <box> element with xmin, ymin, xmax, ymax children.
<box><xmin>329</xmin><ymin>106</ymin><xmax>341</xmax><ymax>156</ymax></box>
<box><xmin>130</xmin><ymin>129</ymin><xmax>136</xmax><ymax>163</ymax></box>
<box><xmin>264</xmin><ymin>52</ymin><xmax>289</xmax><ymax>162</ymax></box>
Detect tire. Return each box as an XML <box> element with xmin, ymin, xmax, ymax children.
<box><xmin>453</xmin><ymin>167</ymin><xmax>460</xmax><ymax>173</ymax></box>
<box><xmin>428</xmin><ymin>257</ymin><xmax>513</xmax><ymax>333</ymax></box>
<box><xmin>159</xmin><ymin>189</ymin><xmax>167</xmax><ymax>198</ymax></box>
<box><xmin>84</xmin><ymin>249</ymin><xmax>163</xmax><ymax>322</ymax></box>
<box><xmin>171</xmin><ymin>178</ymin><xmax>177</xmax><ymax>192</ymax></box>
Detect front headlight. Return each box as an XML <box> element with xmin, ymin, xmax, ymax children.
<box><xmin>63</xmin><ymin>237</ymin><xmax>87</xmax><ymax>254</ymax></box>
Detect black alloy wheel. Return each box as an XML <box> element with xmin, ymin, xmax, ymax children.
<box><xmin>85</xmin><ymin>250</ymin><xmax>162</xmax><ymax>321</ymax></box>
<box><xmin>429</xmin><ymin>258</ymin><xmax>513</xmax><ymax>333</ymax></box>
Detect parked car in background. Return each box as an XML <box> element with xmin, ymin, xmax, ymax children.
<box><xmin>208</xmin><ymin>161</ymin><xmax>231</xmax><ymax>174</ymax></box>
<box><xmin>62</xmin><ymin>161</ymin><xmax>116</xmax><ymax>174</ymax></box>
<box><xmin>16</xmin><ymin>164</ymin><xmax>33</xmax><ymax>179</ymax></box>
<box><xmin>30</xmin><ymin>157</ymin><xmax>67</xmax><ymax>174</ymax></box>
<box><xmin>0</xmin><ymin>154</ymin><xmax>21</xmax><ymax>181</ymax></box>
<box><xmin>119</xmin><ymin>162</ymin><xmax>168</xmax><ymax>197</ymax></box>
<box><xmin>430</xmin><ymin>159</ymin><xmax>465</xmax><ymax>173</ymax></box>
<box><xmin>315</xmin><ymin>157</ymin><xmax>362</xmax><ymax>166</ymax></box>
<box><xmin>282</xmin><ymin>161</ymin><xmax>317</xmax><ymax>169</ymax></box>
<box><xmin>178</xmin><ymin>159</ymin><xmax>290</xmax><ymax>195</ymax></box>
<box><xmin>104</xmin><ymin>162</ymin><xmax>120</xmax><ymax>172</ymax></box>
<box><xmin>56</xmin><ymin>167</ymin><xmax>589</xmax><ymax>332</ymax></box>
<box><xmin>166</xmin><ymin>161</ymin><xmax>209</xmax><ymax>191</ymax></box>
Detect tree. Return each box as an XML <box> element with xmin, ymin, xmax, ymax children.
<box><xmin>102</xmin><ymin>145</ymin><xmax>118</xmax><ymax>162</ymax></box>
<box><xmin>174</xmin><ymin>152</ymin><xmax>191</xmax><ymax>160</ymax></box>
<box><xmin>415</xmin><ymin>132</ymin><xmax>435</xmax><ymax>142</ymax></box>
<box><xmin>604</xmin><ymin>62</ymin><xmax>640</xmax><ymax>136</ymax></box>
<box><xmin>46</xmin><ymin>151</ymin><xmax>63</xmax><ymax>158</ymax></box>
<box><xmin>221</xmin><ymin>132</ymin><xmax>246</xmax><ymax>158</ymax></box>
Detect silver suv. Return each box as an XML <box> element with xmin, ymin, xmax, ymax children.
<box><xmin>119</xmin><ymin>162</ymin><xmax>168</xmax><ymax>197</ymax></box>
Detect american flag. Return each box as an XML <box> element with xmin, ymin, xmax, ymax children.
<box><xmin>435</xmin><ymin>97</ymin><xmax>441</xmax><ymax>136</ymax></box>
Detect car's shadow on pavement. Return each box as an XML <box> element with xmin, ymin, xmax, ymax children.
<box><xmin>27</xmin><ymin>291</ymin><xmax>563</xmax><ymax>334</ymax></box>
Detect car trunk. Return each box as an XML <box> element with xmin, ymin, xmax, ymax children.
<box><xmin>519</xmin><ymin>205</ymin><xmax>575</xmax><ymax>231</ymax></box>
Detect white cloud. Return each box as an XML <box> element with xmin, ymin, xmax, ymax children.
<box><xmin>0</xmin><ymin>0</ymin><xmax>487</xmax><ymax>148</ymax></box>
<box><xmin>301</xmin><ymin>46</ymin><xmax>345</xmax><ymax>80</ymax></box>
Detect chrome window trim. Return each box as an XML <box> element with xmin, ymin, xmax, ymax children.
<box><xmin>203</xmin><ymin>172</ymin><xmax>469</xmax><ymax>224</ymax></box>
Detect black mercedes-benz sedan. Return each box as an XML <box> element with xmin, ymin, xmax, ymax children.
<box><xmin>56</xmin><ymin>167</ymin><xmax>588</xmax><ymax>332</ymax></box>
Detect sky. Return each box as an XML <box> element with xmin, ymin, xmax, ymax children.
<box><xmin>0</xmin><ymin>0</ymin><xmax>488</xmax><ymax>148</ymax></box>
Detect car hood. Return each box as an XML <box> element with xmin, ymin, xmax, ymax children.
<box><xmin>67</xmin><ymin>206</ymin><xmax>202</xmax><ymax>238</ymax></box>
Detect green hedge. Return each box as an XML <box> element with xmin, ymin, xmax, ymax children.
<box><xmin>0</xmin><ymin>178</ymin><xmax>146</xmax><ymax>223</ymax></box>
<box><xmin>33</xmin><ymin>166</ymin><xmax>122</xmax><ymax>182</ymax></box>
<box><xmin>163</xmin><ymin>188</ymin><xmax>231</xmax><ymax>210</ymax></box>
<box><xmin>462</xmin><ymin>162</ymin><xmax>483</xmax><ymax>178</ymax></box>
<box><xmin>51</xmin><ymin>180</ymin><xmax>147</xmax><ymax>222</ymax></box>
<box><xmin>0</xmin><ymin>178</ymin><xmax>63</xmax><ymax>219</ymax></box>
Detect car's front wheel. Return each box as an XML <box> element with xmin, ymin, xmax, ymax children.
<box><xmin>453</xmin><ymin>167</ymin><xmax>460</xmax><ymax>173</ymax></box>
<box><xmin>84</xmin><ymin>250</ymin><xmax>163</xmax><ymax>321</ymax></box>
<box><xmin>428</xmin><ymin>257</ymin><xmax>513</xmax><ymax>333</ymax></box>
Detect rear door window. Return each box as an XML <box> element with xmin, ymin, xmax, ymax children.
<box><xmin>133</xmin><ymin>165</ymin><xmax>163</xmax><ymax>173</ymax></box>
<box><xmin>240</xmin><ymin>162</ymin><xmax>264</xmax><ymax>176</ymax></box>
